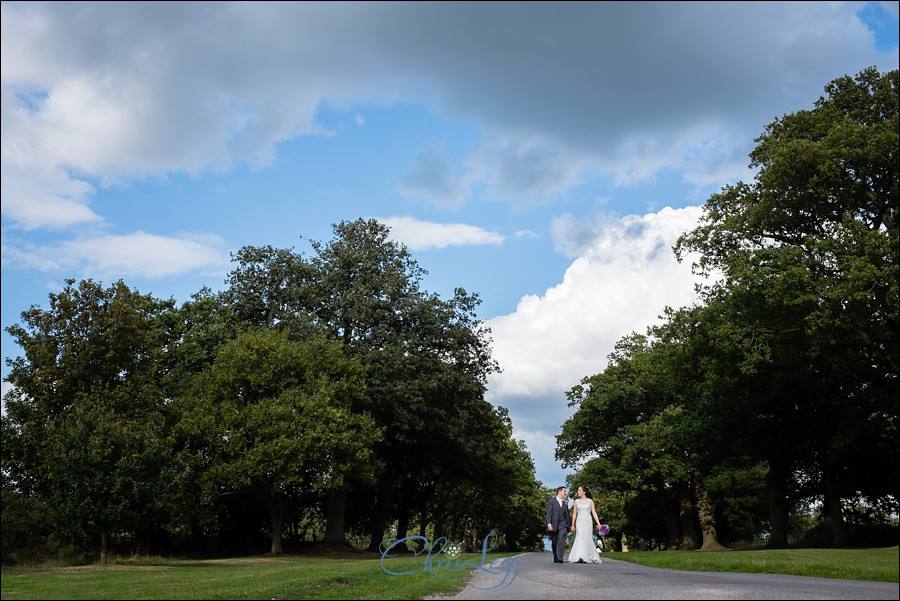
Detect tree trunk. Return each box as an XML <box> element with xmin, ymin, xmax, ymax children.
<box><xmin>823</xmin><ymin>470</ymin><xmax>848</xmax><ymax>547</ymax></box>
<box><xmin>367</xmin><ymin>512</ymin><xmax>389</xmax><ymax>553</ymax></box>
<box><xmin>433</xmin><ymin>508</ymin><xmax>445</xmax><ymax>542</ymax></box>
<box><xmin>419</xmin><ymin>508</ymin><xmax>428</xmax><ymax>538</ymax></box>
<box><xmin>366</xmin><ymin>475</ymin><xmax>408</xmax><ymax>552</ymax></box>
<box><xmin>269</xmin><ymin>498</ymin><xmax>284</xmax><ymax>554</ymax></box>
<box><xmin>662</xmin><ymin>495</ymin><xmax>680</xmax><ymax>550</ymax></box>
<box><xmin>100</xmin><ymin>529</ymin><xmax>108</xmax><ymax>565</ymax></box>
<box><xmin>678</xmin><ymin>484</ymin><xmax>699</xmax><ymax>550</ymax></box>
<box><xmin>695</xmin><ymin>480</ymin><xmax>726</xmax><ymax>551</ymax></box>
<box><xmin>367</xmin><ymin>484</ymin><xmax>395</xmax><ymax>552</ymax></box>
<box><xmin>765</xmin><ymin>461</ymin><xmax>790</xmax><ymax>548</ymax></box>
<box><xmin>323</xmin><ymin>488</ymin><xmax>348</xmax><ymax>546</ymax></box>
<box><xmin>396</xmin><ymin>510</ymin><xmax>409</xmax><ymax>541</ymax></box>
<box><xmin>449</xmin><ymin>518</ymin><xmax>459</xmax><ymax>543</ymax></box>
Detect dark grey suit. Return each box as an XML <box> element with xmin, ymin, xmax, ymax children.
<box><xmin>546</xmin><ymin>494</ymin><xmax>571</xmax><ymax>562</ymax></box>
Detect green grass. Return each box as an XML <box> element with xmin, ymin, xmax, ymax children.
<box><xmin>612</xmin><ymin>547</ymin><xmax>899</xmax><ymax>583</ymax></box>
<box><xmin>3</xmin><ymin>547</ymin><xmax>897</xmax><ymax>599</ymax></box>
<box><xmin>0</xmin><ymin>551</ymin><xmax>511</xmax><ymax>600</ymax></box>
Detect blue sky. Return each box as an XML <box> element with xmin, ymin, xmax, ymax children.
<box><xmin>2</xmin><ymin>1</ymin><xmax>898</xmax><ymax>489</ymax></box>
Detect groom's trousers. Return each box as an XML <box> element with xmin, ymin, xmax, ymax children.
<box><xmin>551</xmin><ymin>526</ymin><xmax>567</xmax><ymax>562</ymax></box>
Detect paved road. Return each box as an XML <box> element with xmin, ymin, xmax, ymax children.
<box><xmin>430</xmin><ymin>552</ymin><xmax>899</xmax><ymax>600</ymax></box>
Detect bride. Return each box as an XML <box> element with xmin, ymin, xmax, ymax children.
<box><xmin>568</xmin><ymin>485</ymin><xmax>603</xmax><ymax>564</ymax></box>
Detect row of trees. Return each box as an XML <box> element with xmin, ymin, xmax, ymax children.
<box><xmin>557</xmin><ymin>67</ymin><xmax>898</xmax><ymax>550</ymax></box>
<box><xmin>2</xmin><ymin>219</ymin><xmax>547</xmax><ymax>564</ymax></box>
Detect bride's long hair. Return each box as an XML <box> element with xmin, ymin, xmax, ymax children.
<box><xmin>578</xmin><ymin>485</ymin><xmax>594</xmax><ymax>499</ymax></box>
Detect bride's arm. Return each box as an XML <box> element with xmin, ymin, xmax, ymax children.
<box><xmin>571</xmin><ymin>502</ymin><xmax>578</xmax><ymax>530</ymax></box>
<box><xmin>590</xmin><ymin>500</ymin><xmax>601</xmax><ymax>528</ymax></box>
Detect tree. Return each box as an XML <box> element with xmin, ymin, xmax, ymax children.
<box><xmin>676</xmin><ymin>66</ymin><xmax>899</xmax><ymax>546</ymax></box>
<box><xmin>558</xmin><ymin>300</ymin><xmax>793</xmax><ymax>552</ymax></box>
<box><xmin>223</xmin><ymin>246</ymin><xmax>318</xmax><ymax>335</ymax></box>
<box><xmin>223</xmin><ymin>219</ymin><xmax>505</xmax><ymax>548</ymax></box>
<box><xmin>3</xmin><ymin>279</ymin><xmax>174</xmax><ymax>563</ymax></box>
<box><xmin>157</xmin><ymin>287</ymin><xmax>240</xmax><ymax>400</ymax></box>
<box><xmin>173</xmin><ymin>328</ymin><xmax>379</xmax><ymax>554</ymax></box>
<box><xmin>557</xmin><ymin>331</ymin><xmax>704</xmax><ymax>550</ymax></box>
<box><xmin>679</xmin><ymin>66</ymin><xmax>897</xmax><ymax>374</ymax></box>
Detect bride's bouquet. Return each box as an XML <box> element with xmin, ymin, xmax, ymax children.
<box><xmin>598</xmin><ymin>524</ymin><xmax>610</xmax><ymax>537</ymax></box>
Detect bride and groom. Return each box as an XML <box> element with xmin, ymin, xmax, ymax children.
<box><xmin>546</xmin><ymin>485</ymin><xmax>603</xmax><ymax>564</ymax></box>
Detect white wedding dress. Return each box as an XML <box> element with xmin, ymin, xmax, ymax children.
<box><xmin>568</xmin><ymin>499</ymin><xmax>602</xmax><ymax>563</ymax></box>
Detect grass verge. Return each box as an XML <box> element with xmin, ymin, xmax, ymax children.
<box><xmin>611</xmin><ymin>546</ymin><xmax>899</xmax><ymax>583</ymax></box>
<box><xmin>0</xmin><ymin>550</ymin><xmax>512</xmax><ymax>600</ymax></box>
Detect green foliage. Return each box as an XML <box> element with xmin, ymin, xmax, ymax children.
<box><xmin>42</xmin><ymin>403</ymin><xmax>172</xmax><ymax>540</ymax></box>
<box><xmin>308</xmin><ymin>218</ymin><xmax>428</xmax><ymax>349</ymax></box>
<box><xmin>224</xmin><ymin>245</ymin><xmax>318</xmax><ymax>334</ymax></box>
<box><xmin>174</xmin><ymin>329</ymin><xmax>378</xmax><ymax>552</ymax></box>
<box><xmin>223</xmin><ymin>219</ymin><xmax>529</xmax><ymax>551</ymax></box>
<box><xmin>675</xmin><ymin>66</ymin><xmax>898</xmax><ymax>545</ymax></box>
<box><xmin>3</xmin><ymin>279</ymin><xmax>175</xmax><ymax>561</ymax></box>
<box><xmin>677</xmin><ymin>66</ymin><xmax>898</xmax><ymax>380</ymax></box>
<box><xmin>1</xmin><ymin>219</ymin><xmax>542</xmax><ymax>559</ymax></box>
<box><xmin>558</xmin><ymin>67</ymin><xmax>898</xmax><ymax>553</ymax></box>
<box><xmin>0</xmin><ymin>489</ymin><xmax>85</xmax><ymax>565</ymax></box>
<box><xmin>180</xmin><ymin>328</ymin><xmax>377</xmax><ymax>492</ymax></box>
<box><xmin>796</xmin><ymin>505</ymin><xmax>900</xmax><ymax>548</ymax></box>
<box><xmin>157</xmin><ymin>287</ymin><xmax>240</xmax><ymax>398</ymax></box>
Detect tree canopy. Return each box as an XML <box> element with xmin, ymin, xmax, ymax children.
<box><xmin>3</xmin><ymin>220</ymin><xmax>544</xmax><ymax>562</ymax></box>
<box><xmin>559</xmin><ymin>67</ymin><xmax>898</xmax><ymax>551</ymax></box>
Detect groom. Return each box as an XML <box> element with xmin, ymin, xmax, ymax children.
<box><xmin>546</xmin><ymin>486</ymin><xmax>573</xmax><ymax>563</ymax></box>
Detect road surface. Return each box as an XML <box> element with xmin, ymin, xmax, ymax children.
<box><xmin>428</xmin><ymin>552</ymin><xmax>899</xmax><ymax>600</ymax></box>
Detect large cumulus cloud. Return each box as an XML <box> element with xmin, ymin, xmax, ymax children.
<box><xmin>486</xmin><ymin>206</ymin><xmax>705</xmax><ymax>483</ymax></box>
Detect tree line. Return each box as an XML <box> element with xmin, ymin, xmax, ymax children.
<box><xmin>2</xmin><ymin>219</ymin><xmax>547</xmax><ymax>564</ymax></box>
<box><xmin>557</xmin><ymin>67</ymin><xmax>898</xmax><ymax>551</ymax></box>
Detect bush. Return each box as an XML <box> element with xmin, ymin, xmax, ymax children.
<box><xmin>793</xmin><ymin>519</ymin><xmax>899</xmax><ymax>548</ymax></box>
<box><xmin>1</xmin><ymin>490</ymin><xmax>87</xmax><ymax>566</ymax></box>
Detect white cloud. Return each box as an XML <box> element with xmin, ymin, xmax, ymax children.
<box><xmin>0</xmin><ymin>2</ymin><xmax>338</xmax><ymax>230</ymax></box>
<box><xmin>3</xmin><ymin>2</ymin><xmax>895</xmax><ymax>229</ymax></box>
<box><xmin>2</xmin><ymin>231</ymin><xmax>229</xmax><ymax>280</ymax></box>
<box><xmin>485</xmin><ymin>205</ymin><xmax>704</xmax><ymax>404</ymax></box>
<box><xmin>485</xmin><ymin>206</ymin><xmax>706</xmax><ymax>483</ymax></box>
<box><xmin>377</xmin><ymin>216</ymin><xmax>504</xmax><ymax>251</ymax></box>
<box><xmin>0</xmin><ymin>163</ymin><xmax>100</xmax><ymax>231</ymax></box>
